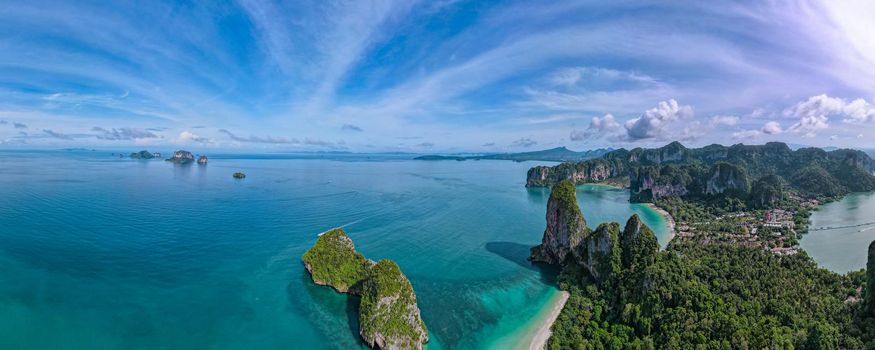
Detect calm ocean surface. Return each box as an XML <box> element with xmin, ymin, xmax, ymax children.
<box><xmin>0</xmin><ymin>150</ymin><xmax>671</xmax><ymax>349</ymax></box>
<box><xmin>802</xmin><ymin>191</ymin><xmax>875</xmax><ymax>274</ymax></box>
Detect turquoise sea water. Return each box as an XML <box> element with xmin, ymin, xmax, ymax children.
<box><xmin>0</xmin><ymin>150</ymin><xmax>669</xmax><ymax>349</ymax></box>
<box><xmin>802</xmin><ymin>191</ymin><xmax>875</xmax><ymax>274</ymax></box>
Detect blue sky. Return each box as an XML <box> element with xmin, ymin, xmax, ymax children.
<box><xmin>1</xmin><ymin>0</ymin><xmax>874</xmax><ymax>152</ymax></box>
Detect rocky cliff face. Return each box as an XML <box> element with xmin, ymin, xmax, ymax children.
<box><xmin>585</xmin><ymin>223</ymin><xmax>621</xmax><ymax>282</ymax></box>
<box><xmin>633</xmin><ymin>141</ymin><xmax>688</xmax><ymax>164</ymax></box>
<box><xmin>829</xmin><ymin>149</ymin><xmax>871</xmax><ymax>170</ymax></box>
<box><xmin>629</xmin><ymin>166</ymin><xmax>690</xmax><ymax>202</ymax></box>
<box><xmin>529</xmin><ymin>180</ymin><xmax>588</xmax><ymax>264</ymax></box>
<box><xmin>526</xmin><ymin>159</ymin><xmax>628</xmax><ymax>187</ymax></box>
<box><xmin>705</xmin><ymin>163</ymin><xmax>750</xmax><ymax>196</ymax></box>
<box><xmin>750</xmin><ymin>175</ymin><xmax>784</xmax><ymax>208</ymax></box>
<box><xmin>529</xmin><ymin>183</ymin><xmax>659</xmax><ymax>284</ymax></box>
<box><xmin>302</xmin><ymin>229</ymin><xmax>428</xmax><ymax>350</ymax></box>
<box><xmin>359</xmin><ymin>260</ymin><xmax>429</xmax><ymax>350</ymax></box>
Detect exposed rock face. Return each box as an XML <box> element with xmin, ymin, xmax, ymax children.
<box><xmin>302</xmin><ymin>229</ymin><xmax>428</xmax><ymax>350</ymax></box>
<box><xmin>129</xmin><ymin>150</ymin><xmax>155</xmax><ymax>159</ymax></box>
<box><xmin>526</xmin><ymin>159</ymin><xmax>628</xmax><ymax>187</ymax></box>
<box><xmin>529</xmin><ymin>183</ymin><xmax>660</xmax><ymax>284</ymax></box>
<box><xmin>529</xmin><ymin>180</ymin><xmax>588</xmax><ymax>264</ymax></box>
<box><xmin>359</xmin><ymin>260</ymin><xmax>429</xmax><ymax>350</ymax></box>
<box><xmin>638</xmin><ymin>141</ymin><xmax>688</xmax><ymax>164</ymax></box>
<box><xmin>750</xmin><ymin>175</ymin><xmax>784</xmax><ymax>208</ymax></box>
<box><xmin>197</xmin><ymin>155</ymin><xmax>208</xmax><ymax>165</ymax></box>
<box><xmin>620</xmin><ymin>215</ymin><xmax>659</xmax><ymax>272</ymax></box>
<box><xmin>705</xmin><ymin>162</ymin><xmax>750</xmax><ymax>196</ymax></box>
<box><xmin>867</xmin><ymin>240</ymin><xmax>875</xmax><ymax>313</ymax></box>
<box><xmin>630</xmin><ymin>166</ymin><xmax>690</xmax><ymax>202</ymax></box>
<box><xmin>166</xmin><ymin>150</ymin><xmax>195</xmax><ymax>164</ymax></box>
<box><xmin>585</xmin><ymin>223</ymin><xmax>621</xmax><ymax>282</ymax></box>
<box><xmin>828</xmin><ymin>149</ymin><xmax>871</xmax><ymax>170</ymax></box>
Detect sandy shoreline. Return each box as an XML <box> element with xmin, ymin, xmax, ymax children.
<box><xmin>645</xmin><ymin>203</ymin><xmax>676</xmax><ymax>244</ymax></box>
<box><xmin>525</xmin><ymin>291</ymin><xmax>570</xmax><ymax>350</ymax></box>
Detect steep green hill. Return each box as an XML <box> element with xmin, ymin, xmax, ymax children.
<box><xmin>527</xmin><ymin>142</ymin><xmax>875</xmax><ymax>203</ymax></box>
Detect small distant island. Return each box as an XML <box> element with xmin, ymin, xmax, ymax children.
<box><xmin>166</xmin><ymin>150</ymin><xmax>196</xmax><ymax>164</ymax></box>
<box><xmin>302</xmin><ymin>228</ymin><xmax>428</xmax><ymax>350</ymax></box>
<box><xmin>129</xmin><ymin>150</ymin><xmax>160</xmax><ymax>159</ymax></box>
<box><xmin>415</xmin><ymin>146</ymin><xmax>612</xmax><ymax>162</ymax></box>
<box><xmin>232</xmin><ymin>172</ymin><xmax>246</xmax><ymax>179</ymax></box>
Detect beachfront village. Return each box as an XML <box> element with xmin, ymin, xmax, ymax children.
<box><xmin>657</xmin><ymin>196</ymin><xmax>824</xmax><ymax>256</ymax></box>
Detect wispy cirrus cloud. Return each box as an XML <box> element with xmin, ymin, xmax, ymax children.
<box><xmin>218</xmin><ymin>129</ymin><xmax>297</xmax><ymax>144</ymax></box>
<box><xmin>43</xmin><ymin>129</ymin><xmax>74</xmax><ymax>140</ymax></box>
<box><xmin>92</xmin><ymin>127</ymin><xmax>159</xmax><ymax>140</ymax></box>
<box><xmin>1</xmin><ymin>0</ymin><xmax>874</xmax><ymax>150</ymax></box>
<box><xmin>341</xmin><ymin>124</ymin><xmax>363</xmax><ymax>132</ymax></box>
<box><xmin>510</xmin><ymin>138</ymin><xmax>537</xmax><ymax>148</ymax></box>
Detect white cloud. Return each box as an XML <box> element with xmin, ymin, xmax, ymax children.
<box><xmin>571</xmin><ymin>113</ymin><xmax>621</xmax><ymax>141</ymax></box>
<box><xmin>710</xmin><ymin>115</ymin><xmax>739</xmax><ymax>126</ymax></box>
<box><xmin>175</xmin><ymin>131</ymin><xmax>211</xmax><ymax>144</ymax></box>
<box><xmin>731</xmin><ymin>121</ymin><xmax>783</xmax><ymax>140</ymax></box>
<box><xmin>784</xmin><ymin>94</ymin><xmax>875</xmax><ymax>134</ymax></box>
<box><xmin>623</xmin><ymin>99</ymin><xmax>693</xmax><ymax>140</ymax></box>
<box><xmin>761</xmin><ymin>121</ymin><xmax>782</xmax><ymax>135</ymax></box>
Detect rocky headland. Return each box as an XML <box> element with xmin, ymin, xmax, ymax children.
<box><xmin>529</xmin><ymin>180</ymin><xmax>659</xmax><ymax>284</ymax></box>
<box><xmin>302</xmin><ymin>228</ymin><xmax>428</xmax><ymax>350</ymax></box>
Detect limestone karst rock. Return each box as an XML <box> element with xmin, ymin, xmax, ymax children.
<box><xmin>166</xmin><ymin>150</ymin><xmax>195</xmax><ymax>164</ymax></box>
<box><xmin>620</xmin><ymin>214</ymin><xmax>659</xmax><ymax>272</ymax></box>
<box><xmin>302</xmin><ymin>228</ymin><xmax>428</xmax><ymax>350</ymax></box>
<box><xmin>529</xmin><ymin>180</ymin><xmax>588</xmax><ymax>264</ymax></box>
<box><xmin>359</xmin><ymin>260</ymin><xmax>429</xmax><ymax>350</ymax></box>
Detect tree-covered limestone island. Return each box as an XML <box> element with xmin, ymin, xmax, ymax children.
<box><xmin>530</xmin><ymin>180</ymin><xmax>875</xmax><ymax>348</ymax></box>
<box><xmin>166</xmin><ymin>150</ymin><xmax>195</xmax><ymax>164</ymax></box>
<box><xmin>129</xmin><ymin>150</ymin><xmax>156</xmax><ymax>159</ymax></box>
<box><xmin>301</xmin><ymin>228</ymin><xmax>428</xmax><ymax>350</ymax></box>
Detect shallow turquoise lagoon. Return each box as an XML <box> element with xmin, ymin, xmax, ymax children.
<box><xmin>802</xmin><ymin>191</ymin><xmax>875</xmax><ymax>274</ymax></box>
<box><xmin>0</xmin><ymin>150</ymin><xmax>669</xmax><ymax>349</ymax></box>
